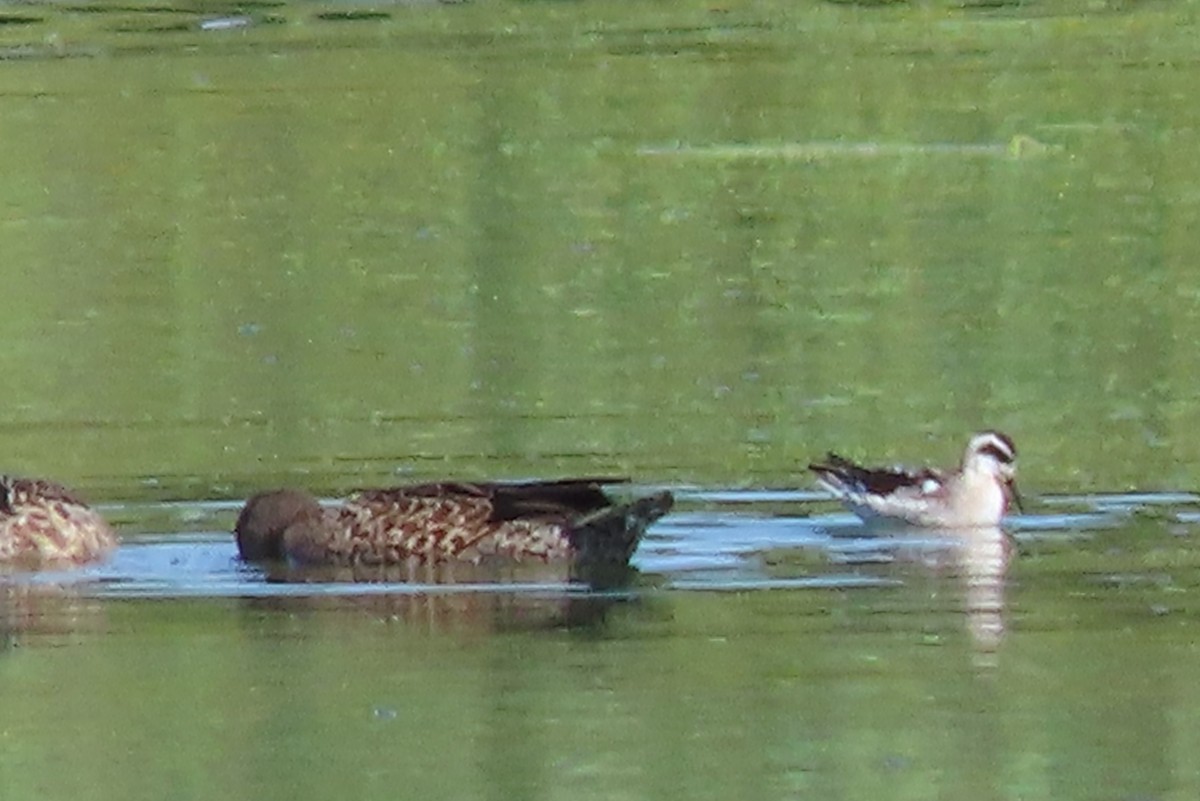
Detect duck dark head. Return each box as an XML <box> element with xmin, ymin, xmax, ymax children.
<box><xmin>234</xmin><ymin>489</ymin><xmax>324</xmax><ymax>561</ymax></box>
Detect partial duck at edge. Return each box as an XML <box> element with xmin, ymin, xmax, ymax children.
<box><xmin>0</xmin><ymin>474</ymin><xmax>117</xmax><ymax>567</ymax></box>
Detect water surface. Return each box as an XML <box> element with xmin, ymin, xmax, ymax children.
<box><xmin>5</xmin><ymin>489</ymin><xmax>1200</xmax><ymax>800</ymax></box>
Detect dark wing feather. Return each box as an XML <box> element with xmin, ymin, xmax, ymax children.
<box><xmin>808</xmin><ymin>453</ymin><xmax>942</xmax><ymax>496</ymax></box>
<box><xmin>352</xmin><ymin>478</ymin><xmax>628</xmax><ymax>523</ymax></box>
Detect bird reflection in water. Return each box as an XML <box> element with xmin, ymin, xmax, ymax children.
<box><xmin>238</xmin><ymin>557</ymin><xmax>643</xmax><ymax>634</ymax></box>
<box><xmin>832</xmin><ymin>525</ymin><xmax>1014</xmax><ymax>664</ymax></box>
<box><xmin>952</xmin><ymin>527</ymin><xmax>1011</xmax><ymax>661</ymax></box>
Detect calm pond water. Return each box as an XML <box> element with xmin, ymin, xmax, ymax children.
<box><xmin>4</xmin><ymin>0</ymin><xmax>1200</xmax><ymax>799</ymax></box>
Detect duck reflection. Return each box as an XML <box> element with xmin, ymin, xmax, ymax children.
<box><xmin>238</xmin><ymin>589</ymin><xmax>637</xmax><ymax>635</ymax></box>
<box><xmin>249</xmin><ymin>546</ymin><xmax>639</xmax><ymax>590</ymax></box>
<box><xmin>236</xmin><ymin>547</ymin><xmax>645</xmax><ymax>634</ymax></box>
<box><xmin>0</xmin><ymin>579</ymin><xmax>108</xmax><ymax>640</ymax></box>
<box><xmin>234</xmin><ymin>573</ymin><xmax>639</xmax><ymax>635</ymax></box>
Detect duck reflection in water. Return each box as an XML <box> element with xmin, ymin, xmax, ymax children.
<box><xmin>0</xmin><ymin>582</ymin><xmax>109</xmax><ymax>640</ymax></box>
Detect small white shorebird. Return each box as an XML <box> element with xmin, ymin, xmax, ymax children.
<box><xmin>809</xmin><ymin>431</ymin><xmax>1022</xmax><ymax>528</ymax></box>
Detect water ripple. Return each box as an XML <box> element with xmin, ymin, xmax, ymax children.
<box><xmin>1</xmin><ymin>489</ymin><xmax>1187</xmax><ymax>601</ymax></box>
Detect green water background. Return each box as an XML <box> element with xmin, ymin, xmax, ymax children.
<box><xmin>2</xmin><ymin>2</ymin><xmax>1200</xmax><ymax>799</ymax></box>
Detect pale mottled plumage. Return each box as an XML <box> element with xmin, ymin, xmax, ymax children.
<box><xmin>0</xmin><ymin>475</ymin><xmax>118</xmax><ymax>567</ymax></box>
<box><xmin>235</xmin><ymin>478</ymin><xmax>673</xmax><ymax>574</ymax></box>
<box><xmin>809</xmin><ymin>431</ymin><xmax>1021</xmax><ymax>529</ymax></box>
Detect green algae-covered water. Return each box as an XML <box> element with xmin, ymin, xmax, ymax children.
<box><xmin>4</xmin><ymin>1</ymin><xmax>1200</xmax><ymax>799</ymax></box>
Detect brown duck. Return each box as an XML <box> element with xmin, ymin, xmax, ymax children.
<box><xmin>0</xmin><ymin>475</ymin><xmax>118</xmax><ymax>567</ymax></box>
<box><xmin>234</xmin><ymin>478</ymin><xmax>672</xmax><ymax>576</ymax></box>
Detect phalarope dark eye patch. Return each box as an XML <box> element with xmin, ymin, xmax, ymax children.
<box><xmin>979</xmin><ymin>443</ymin><xmax>1015</xmax><ymax>464</ymax></box>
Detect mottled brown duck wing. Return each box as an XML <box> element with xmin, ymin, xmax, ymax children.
<box><xmin>352</xmin><ymin>477</ymin><xmax>630</xmax><ymax>522</ymax></box>
<box><xmin>1</xmin><ymin>475</ymin><xmax>90</xmax><ymax>512</ymax></box>
<box><xmin>338</xmin><ymin>490</ymin><xmax>524</xmax><ymax>562</ymax></box>
<box><xmin>0</xmin><ymin>475</ymin><xmax>115</xmax><ymax>566</ymax></box>
<box><xmin>333</xmin><ymin>479</ymin><xmax>664</xmax><ymax>567</ymax></box>
<box><xmin>344</xmin><ymin>490</ymin><xmax>496</xmax><ymax>529</ymax></box>
<box><xmin>351</xmin><ymin>483</ymin><xmax>489</xmax><ymax>506</ymax></box>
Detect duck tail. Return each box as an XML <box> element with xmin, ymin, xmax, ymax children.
<box><xmin>567</xmin><ymin>491</ymin><xmax>674</xmax><ymax>587</ymax></box>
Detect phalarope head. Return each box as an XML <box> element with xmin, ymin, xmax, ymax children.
<box><xmin>961</xmin><ymin>430</ymin><xmax>1022</xmax><ymax>513</ymax></box>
